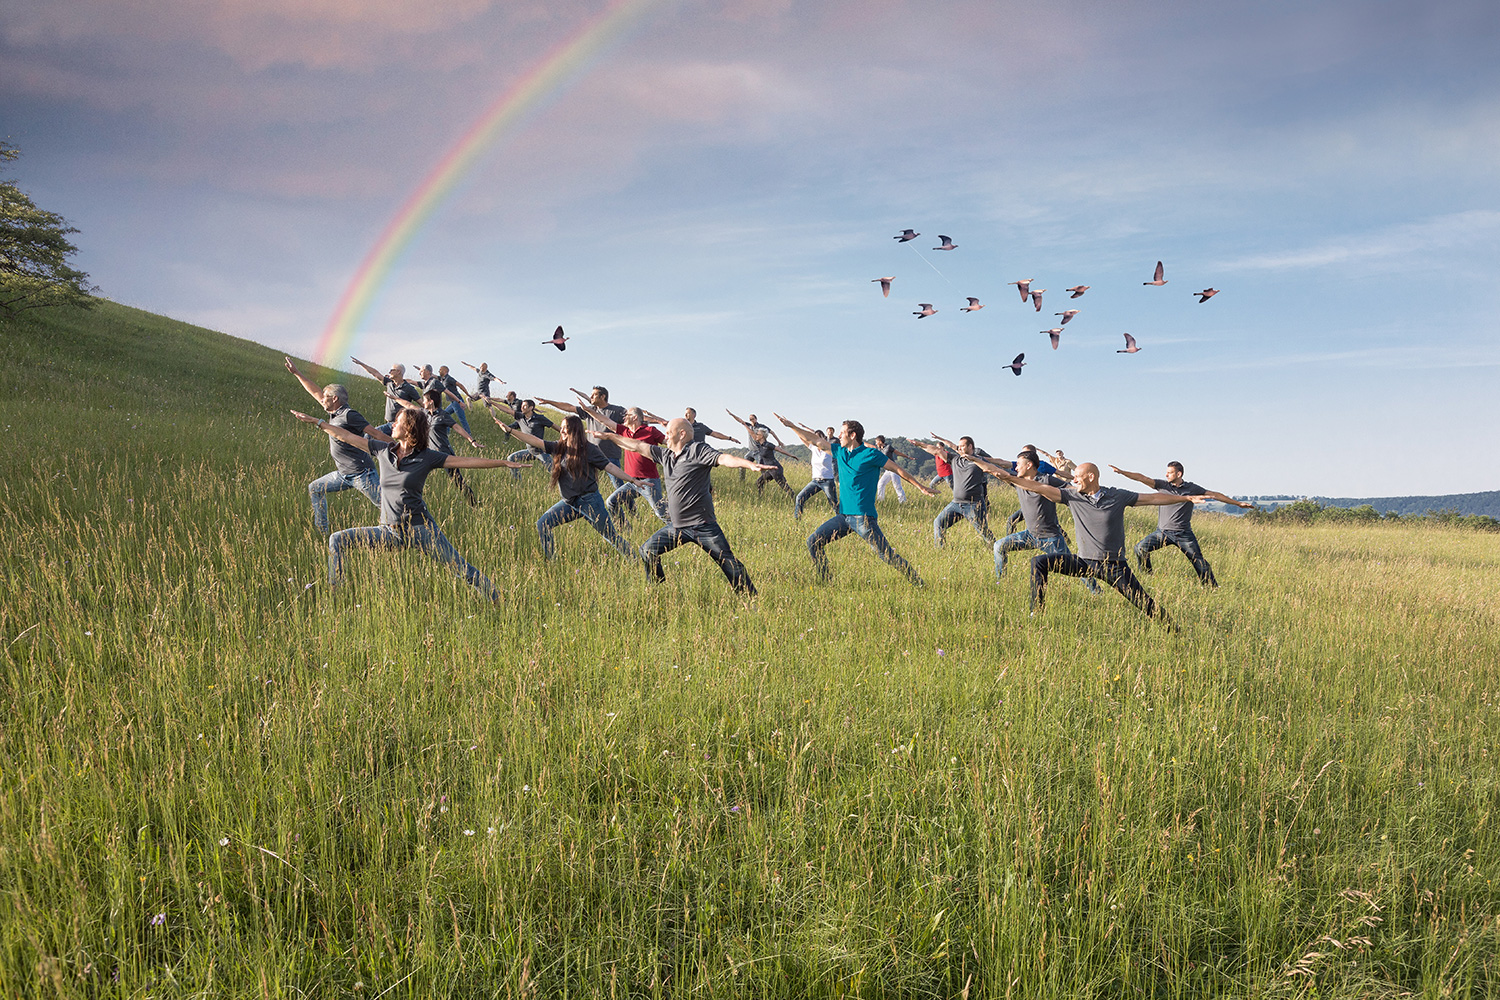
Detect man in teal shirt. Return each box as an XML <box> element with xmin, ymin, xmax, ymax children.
<box><xmin>777</xmin><ymin>414</ymin><xmax>936</xmax><ymax>586</ymax></box>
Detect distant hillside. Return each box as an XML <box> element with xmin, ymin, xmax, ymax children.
<box><xmin>1311</xmin><ymin>492</ymin><xmax>1500</xmax><ymax>519</ymax></box>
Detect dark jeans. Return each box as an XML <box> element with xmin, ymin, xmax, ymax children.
<box><xmin>641</xmin><ymin>523</ymin><xmax>756</xmax><ymax>595</ymax></box>
<box><xmin>444</xmin><ymin>465</ymin><xmax>478</xmax><ymax>506</ymax></box>
<box><xmin>444</xmin><ymin>400</ymin><xmax>471</xmax><ymax>436</ymax></box>
<box><xmin>1136</xmin><ymin>528</ymin><xmax>1217</xmax><ymax>586</ymax></box>
<box><xmin>756</xmin><ymin>468</ymin><xmax>794</xmax><ymax>498</ymax></box>
<box><xmin>933</xmin><ymin>499</ymin><xmax>994</xmax><ymax>546</ymax></box>
<box><xmin>807</xmin><ymin>513</ymin><xmax>923</xmax><ymax>586</ymax></box>
<box><xmin>794</xmin><ymin>478</ymin><xmax>837</xmax><ymax>519</ymax></box>
<box><xmin>994</xmin><ymin>530</ymin><xmax>1101</xmax><ymax>593</ymax></box>
<box><xmin>1030</xmin><ymin>553</ymin><xmax>1164</xmax><ymax>619</ymax></box>
<box><xmin>536</xmin><ymin>492</ymin><xmax>637</xmax><ymax>560</ymax></box>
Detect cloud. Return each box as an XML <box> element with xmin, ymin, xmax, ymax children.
<box><xmin>1222</xmin><ymin>210</ymin><xmax>1500</xmax><ymax>272</ymax></box>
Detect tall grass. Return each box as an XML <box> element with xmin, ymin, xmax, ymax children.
<box><xmin>2</xmin><ymin>302</ymin><xmax>1498</xmax><ymax>997</ymax></box>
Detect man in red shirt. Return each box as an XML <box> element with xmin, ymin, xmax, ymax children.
<box><xmin>576</xmin><ymin>400</ymin><xmax>668</xmax><ymax>527</ymax></box>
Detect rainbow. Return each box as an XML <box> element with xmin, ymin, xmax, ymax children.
<box><xmin>314</xmin><ymin>0</ymin><xmax>664</xmax><ymax>368</ymax></box>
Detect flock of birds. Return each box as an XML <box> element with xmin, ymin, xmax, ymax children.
<box><xmin>876</xmin><ymin>230</ymin><xmax>1220</xmax><ymax>375</ymax></box>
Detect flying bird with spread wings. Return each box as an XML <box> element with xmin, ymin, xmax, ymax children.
<box><xmin>1065</xmin><ymin>285</ymin><xmax>1089</xmax><ymax>298</ymax></box>
<box><xmin>1008</xmin><ymin>279</ymin><xmax>1034</xmax><ymax>302</ymax></box>
<box><xmin>1029</xmin><ymin>288</ymin><xmax>1047</xmax><ymax>312</ymax></box>
<box><xmin>895</xmin><ymin>229</ymin><xmax>920</xmax><ymax>242</ymax></box>
<box><xmin>1007</xmin><ymin>353</ymin><xmax>1027</xmax><ymax>376</ymax></box>
<box><xmin>1143</xmin><ymin>261</ymin><xmax>1168</xmax><ymax>286</ymax></box>
<box><xmin>1117</xmin><ymin>333</ymin><xmax>1141</xmax><ymax>354</ymax></box>
<box><xmin>933</xmin><ymin>235</ymin><xmax>957</xmax><ymax>251</ymax></box>
<box><xmin>1043</xmin><ymin>328</ymin><xmax>1063</xmax><ymax>350</ymax></box>
<box><xmin>914</xmin><ymin>303</ymin><xmax>938</xmax><ymax>318</ymax></box>
<box><xmin>873</xmin><ymin>277</ymin><xmax>895</xmax><ymax>297</ymax></box>
<box><xmin>1055</xmin><ymin>309</ymin><xmax>1079</xmax><ymax>325</ymax></box>
<box><xmin>1195</xmin><ymin>288</ymin><xmax>1219</xmax><ymax>303</ymax></box>
<box><xmin>961</xmin><ymin>297</ymin><xmax>984</xmax><ymax>312</ymax></box>
<box><xmin>544</xmin><ymin>326</ymin><xmax>569</xmax><ymax>351</ymax></box>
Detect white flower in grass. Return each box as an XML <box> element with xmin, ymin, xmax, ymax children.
<box><xmin>463</xmin><ymin>829</ymin><xmax>474</xmax><ymax>836</ymax></box>
<box><xmin>219</xmin><ymin>837</ymin><xmax>229</xmax><ymax>846</ymax></box>
<box><xmin>522</xmin><ymin>784</ymin><xmax>530</xmax><ymax>793</ymax></box>
<box><xmin>487</xmin><ymin>826</ymin><xmax>496</xmax><ymax>836</ymax></box>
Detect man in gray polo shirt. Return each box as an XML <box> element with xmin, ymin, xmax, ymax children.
<box><xmin>990</xmin><ymin>461</ymin><xmax>1211</xmax><ymax>620</ymax></box>
<box><xmin>537</xmin><ymin>386</ymin><xmax>629</xmax><ymax>490</ymax></box>
<box><xmin>1109</xmin><ymin>461</ymin><xmax>1252</xmax><ymax>586</ymax></box>
<box><xmin>350</xmin><ymin>357</ymin><xmax>421</xmax><ymax>429</ymax></box>
<box><xmin>927</xmin><ymin>433</ymin><xmax>996</xmax><ymax>547</ymax></box>
<box><xmin>601</xmin><ymin>418</ymin><xmax>776</xmax><ymax>595</ymax></box>
<box><xmin>966</xmin><ymin>448</ymin><xmax>1102</xmax><ymax>594</ymax></box>
<box><xmin>285</xmin><ymin>357</ymin><xmax>390</xmax><ymax>533</ymax></box>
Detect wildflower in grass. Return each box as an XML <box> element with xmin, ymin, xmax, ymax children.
<box><xmin>464</xmin><ymin>829</ymin><xmax>474</xmax><ymax>836</ymax></box>
<box><xmin>150</xmin><ymin>913</ymin><xmax>165</xmax><ymax>927</ymax></box>
<box><xmin>219</xmin><ymin>837</ymin><xmax>229</xmax><ymax>846</ymax></box>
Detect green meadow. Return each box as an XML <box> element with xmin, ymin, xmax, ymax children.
<box><xmin>3</xmin><ymin>301</ymin><xmax>1498</xmax><ymax>998</ymax></box>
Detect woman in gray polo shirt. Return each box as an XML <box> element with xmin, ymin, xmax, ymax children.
<box><xmin>291</xmin><ymin>406</ymin><xmax>529</xmax><ymax>599</ymax></box>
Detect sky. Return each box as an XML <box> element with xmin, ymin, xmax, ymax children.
<box><xmin>4</xmin><ymin>0</ymin><xmax>1498</xmax><ymax>496</ymax></box>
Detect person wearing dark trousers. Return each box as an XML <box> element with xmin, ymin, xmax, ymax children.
<box><xmin>602</xmin><ymin>418</ymin><xmax>775</xmax><ymax>596</ymax></box>
<box><xmin>794</xmin><ymin>427</ymin><xmax>839</xmax><ymax>520</ymax></box>
<box><xmin>777</xmin><ymin>415</ymin><xmax>936</xmax><ymax>586</ymax></box>
<box><xmin>1109</xmin><ymin>462</ymin><xmax>1252</xmax><ymax>586</ymax></box>
<box><xmin>745</xmin><ymin>427</ymin><xmax>798</xmax><ymax>498</ymax></box>
<box><xmin>726</xmin><ymin>410</ymin><xmax>782</xmax><ymax>481</ymax></box>
<box><xmin>989</xmin><ymin>461</ymin><xmax>1210</xmax><ymax>621</ymax></box>
<box><xmin>963</xmin><ymin>448</ymin><xmax>1100</xmax><ymax>594</ymax></box>
<box><xmin>926</xmin><ymin>433</ymin><xmax>996</xmax><ymax>547</ymax></box>
<box><xmin>461</xmin><ymin>361</ymin><xmax>504</xmax><ymax>401</ymax></box>
<box><xmin>349</xmin><ymin>356</ymin><xmax>421</xmax><ymax>433</ymax></box>
<box><xmin>484</xmin><ymin>397</ymin><xmax>556</xmax><ymax>479</ymax></box>
<box><xmin>387</xmin><ymin>388</ymin><xmax>483</xmax><ymax>506</ymax></box>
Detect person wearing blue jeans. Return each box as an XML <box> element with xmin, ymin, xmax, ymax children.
<box><xmin>794</xmin><ymin>427</ymin><xmax>839</xmax><ymax>520</ymax></box>
<box><xmin>484</xmin><ymin>398</ymin><xmax>556</xmax><ymax>480</ymax></box>
<box><xmin>970</xmin><ymin>447</ymin><xmax>1100</xmax><ymax>594</ymax></box>
<box><xmin>1109</xmin><ymin>461</ymin><xmax>1253</xmax><ymax>587</ymax></box>
<box><xmin>776</xmin><ymin>414</ymin><xmax>937</xmax><ymax>586</ymax></box>
<box><xmin>925</xmin><ymin>434</ymin><xmax>996</xmax><ymax>548</ymax></box>
<box><xmin>499</xmin><ymin>413</ymin><xmax>639</xmax><ymax>561</ymax></box>
<box><xmin>289</xmin><ymin>405</ymin><xmax>528</xmax><ymax>598</ymax></box>
<box><xmin>603</xmin><ymin>418</ymin><xmax>776</xmax><ymax>596</ymax></box>
<box><xmin>284</xmin><ymin>357</ymin><xmax>389</xmax><ymax>533</ymax></box>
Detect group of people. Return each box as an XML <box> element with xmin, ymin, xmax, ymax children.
<box><xmin>285</xmin><ymin>356</ymin><xmax>1250</xmax><ymax>622</ymax></box>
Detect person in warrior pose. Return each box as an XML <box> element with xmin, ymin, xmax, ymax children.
<box><xmin>744</xmin><ymin>426</ymin><xmax>799</xmax><ymax>498</ymax></box>
<box><xmin>794</xmin><ymin>426</ymin><xmax>839</xmax><ymax>520</ymax></box>
<box><xmin>873</xmin><ymin>435</ymin><xmax>915</xmax><ymax>503</ymax></box>
<box><xmin>284</xmin><ymin>357</ymin><xmax>389</xmax><ymax>533</ymax></box>
<box><xmin>349</xmin><ymin>356</ymin><xmax>421</xmax><ymax>433</ymax></box>
<box><xmin>601</xmin><ymin>418</ymin><xmax>776</xmax><ymax>595</ymax></box>
<box><xmin>987</xmin><ymin>461</ymin><xmax>1211</xmax><ymax>621</ymax></box>
<box><xmin>925</xmin><ymin>433</ymin><xmax>997</xmax><ymax>547</ymax></box>
<box><xmin>571</xmin><ymin>399</ymin><xmax>669</xmax><ymax>526</ymax></box>
<box><xmin>726</xmin><ymin>410</ymin><xmax>783</xmax><ymax>480</ymax></box>
<box><xmin>1109</xmin><ymin>461</ymin><xmax>1252</xmax><ymax>586</ymax></box>
<box><xmin>918</xmin><ymin>441</ymin><xmax>953</xmax><ymax>490</ymax></box>
<box><xmin>963</xmin><ymin>448</ymin><xmax>1100</xmax><ymax>594</ymax></box>
<box><xmin>536</xmin><ymin>386</ymin><xmax>628</xmax><ymax>492</ymax></box>
<box><xmin>387</xmin><ymin>388</ymin><xmax>483</xmax><ymax>506</ymax></box>
<box><xmin>495</xmin><ymin>413</ymin><xmax>640</xmax><ymax>561</ymax></box>
<box><xmin>461</xmin><ymin>361</ymin><xmax>504</xmax><ymax>400</ymax></box>
<box><xmin>776</xmin><ymin>415</ymin><xmax>936</xmax><ymax>586</ymax></box>
<box><xmin>289</xmin><ymin>405</ymin><xmax>527</xmax><ymax>598</ymax></box>
<box><xmin>485</xmin><ymin>397</ymin><xmax>556</xmax><ymax>478</ymax></box>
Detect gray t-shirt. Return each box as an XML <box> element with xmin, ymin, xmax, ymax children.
<box><xmin>1058</xmin><ymin>486</ymin><xmax>1139</xmax><ymax>560</ymax></box>
<box><xmin>1152</xmin><ymin>478</ymin><xmax>1207</xmax><ymax>532</ymax></box>
<box><xmin>950</xmin><ymin>456</ymin><xmax>989</xmax><ymax>504</ymax></box>
<box><xmin>1014</xmin><ymin>474</ymin><xmax>1069</xmax><ymax>538</ymax></box>
<box><xmin>746</xmin><ymin>439</ymin><xmax>780</xmax><ymax>468</ymax></box>
<box><xmin>510</xmin><ymin>411</ymin><xmax>555</xmax><ymax>455</ymax></box>
<box><xmin>544</xmin><ymin>439</ymin><xmax>610</xmax><ymax>501</ymax></box>
<box><xmin>428</xmin><ymin>409</ymin><xmax>457</xmax><ymax>455</ymax></box>
<box><xmin>587</xmin><ymin>404</ymin><xmax>627</xmax><ymax>463</ymax></box>
<box><xmin>369</xmin><ymin>440</ymin><xmax>448</xmax><ymax>526</ymax></box>
<box><xmin>327</xmin><ymin>406</ymin><xmax>375</xmax><ymax>476</ymax></box>
<box><xmin>689</xmin><ymin>421</ymin><xmax>719</xmax><ymax>445</ymax></box>
<box><xmin>381</xmin><ymin>376</ymin><xmax>421</xmax><ymax>422</ymax></box>
<box><xmin>651</xmin><ymin>441</ymin><xmax>721</xmax><ymax>527</ymax></box>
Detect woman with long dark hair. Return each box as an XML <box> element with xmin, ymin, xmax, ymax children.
<box><xmin>487</xmin><ymin>405</ymin><xmax>639</xmax><ymax>560</ymax></box>
<box><xmin>291</xmin><ymin>406</ymin><xmax>528</xmax><ymax>598</ymax></box>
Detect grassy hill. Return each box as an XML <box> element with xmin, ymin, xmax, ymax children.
<box><xmin>3</xmin><ymin>302</ymin><xmax>1499</xmax><ymax>998</ymax></box>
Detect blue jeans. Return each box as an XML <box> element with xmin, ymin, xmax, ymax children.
<box><xmin>507</xmin><ymin>449</ymin><xmax>549</xmax><ymax>480</ymax></box>
<box><xmin>606</xmin><ymin>478</ymin><xmax>668</xmax><ymax>524</ymax></box>
<box><xmin>536</xmin><ymin>492</ymin><xmax>637</xmax><ymax>560</ymax></box>
<box><xmin>994</xmin><ymin>530</ymin><xmax>1100</xmax><ymax>592</ymax></box>
<box><xmin>444</xmin><ymin>400</ymin><xmax>471</xmax><ymax>436</ymax></box>
<box><xmin>794</xmin><ymin>478</ymin><xmax>837</xmax><ymax>519</ymax></box>
<box><xmin>1136</xmin><ymin>528</ymin><xmax>1217</xmax><ymax>586</ymax></box>
<box><xmin>807</xmin><ymin>513</ymin><xmax>922</xmax><ymax>586</ymax></box>
<box><xmin>327</xmin><ymin>521</ymin><xmax>497</xmax><ymax>599</ymax></box>
<box><xmin>641</xmin><ymin>523</ymin><xmax>755</xmax><ymax>595</ymax></box>
<box><xmin>1031</xmin><ymin>554</ymin><xmax>1163</xmax><ymax>620</ymax></box>
<box><xmin>929</xmin><ymin>473</ymin><xmax>953</xmax><ymax>489</ymax></box>
<box><xmin>308</xmin><ymin>468</ymin><xmax>380</xmax><ymax>534</ymax></box>
<box><xmin>934</xmin><ymin>499</ymin><xmax>994</xmax><ymax>546</ymax></box>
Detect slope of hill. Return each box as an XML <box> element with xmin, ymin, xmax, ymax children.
<box><xmin>1311</xmin><ymin>491</ymin><xmax>1500</xmax><ymax>518</ymax></box>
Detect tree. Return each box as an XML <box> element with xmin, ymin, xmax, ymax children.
<box><xmin>0</xmin><ymin>143</ymin><xmax>97</xmax><ymax>314</ymax></box>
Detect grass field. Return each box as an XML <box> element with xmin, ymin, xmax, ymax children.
<box><xmin>3</xmin><ymin>301</ymin><xmax>1499</xmax><ymax>998</ymax></box>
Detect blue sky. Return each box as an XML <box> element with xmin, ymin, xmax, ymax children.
<box><xmin>4</xmin><ymin>0</ymin><xmax>1498</xmax><ymax>495</ymax></box>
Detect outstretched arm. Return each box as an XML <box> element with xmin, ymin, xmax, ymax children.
<box><xmin>1003</xmin><ymin>472</ymin><xmax>1064</xmax><ymax>503</ymax></box>
<box><xmin>707</xmin><ymin>428</ymin><xmax>740</xmax><ymax>443</ymax></box>
<box><xmin>571</xmin><ymin>397</ymin><xmax>617</xmax><ymax>429</ymax></box>
<box><xmin>481</xmin><ymin>398</ymin><xmax>517</xmax><ymax>420</ymax></box>
<box><xmin>1108</xmin><ymin>464</ymin><xmax>1157</xmax><ymax>488</ymax></box>
<box><xmin>913</xmin><ymin>440</ymin><xmax>944</xmax><ymax>457</ymax></box>
<box><xmin>725</xmin><ymin>408</ymin><xmax>750</xmax><ymax>431</ymax></box>
<box><xmin>291</xmin><ymin>409</ymin><xmax>371</xmax><ymax>453</ymax></box>
<box><xmin>1202</xmin><ymin>490</ymin><xmax>1254</xmax><ymax>509</ymax></box>
<box><xmin>534</xmin><ymin>395</ymin><xmax>580</xmax><ymax>415</ymax></box>
<box><xmin>284</xmin><ymin>357</ymin><xmax>324</xmax><ymax>402</ymax></box>
<box><xmin>494</xmin><ymin>420</ymin><xmax>545</xmax><ymax>451</ymax></box>
<box><xmin>349</xmin><ymin>357</ymin><xmax>384</xmax><ymax>381</ymax></box>
<box><xmin>772</xmin><ymin>444</ymin><xmax>800</xmax><ymax>460</ymax></box>
<box><xmin>597</xmin><ymin>431</ymin><xmax>653</xmax><ymax>457</ymax></box>
<box><xmin>774</xmin><ymin>413</ymin><xmax>829</xmax><ymax>450</ymax></box>
<box><xmin>716</xmin><ymin>454</ymin><xmax>778</xmax><ymax>473</ymax></box>
<box><xmin>385</xmin><ymin>390</ymin><xmax>423</xmax><ymax>413</ymax></box>
<box><xmin>640</xmin><ymin>408</ymin><xmax>668</xmax><ymax>426</ymax></box>
<box><xmin>603</xmin><ymin>461</ymin><xmax>638</xmax><ymax>486</ymax></box>
<box><xmin>453</xmin><ymin>423</ymin><xmax>481</xmax><ymax>450</ymax></box>
<box><xmin>886</xmin><ymin>460</ymin><xmax>938</xmax><ymax>497</ymax></box>
<box><xmin>444</xmin><ymin>455</ymin><xmax>529</xmax><ymax>470</ymax></box>
<box><xmin>1135</xmin><ymin>491</ymin><xmax>1215</xmax><ymax>506</ymax></box>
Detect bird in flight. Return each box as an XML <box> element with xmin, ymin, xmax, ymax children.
<box><xmin>914</xmin><ymin>303</ymin><xmax>938</xmax><ymax>318</ymax></box>
<box><xmin>1065</xmin><ymin>285</ymin><xmax>1089</xmax><ymax>298</ymax></box>
<box><xmin>895</xmin><ymin>229</ymin><xmax>920</xmax><ymax>242</ymax></box>
<box><xmin>1008</xmin><ymin>279</ymin><xmax>1034</xmax><ymax>302</ymax></box>
<box><xmin>1117</xmin><ymin>333</ymin><xmax>1140</xmax><ymax>354</ymax></box>
<box><xmin>961</xmin><ymin>297</ymin><xmax>984</xmax><ymax>312</ymax></box>
<box><xmin>1043</xmin><ymin>328</ymin><xmax>1063</xmax><ymax>350</ymax></box>
<box><xmin>544</xmin><ymin>326</ymin><xmax>569</xmax><ymax>351</ymax></box>
<box><xmin>873</xmin><ymin>277</ymin><xmax>895</xmax><ymax>297</ymax></box>
<box><xmin>1055</xmin><ymin>309</ymin><xmax>1079</xmax><ymax>325</ymax></box>
<box><xmin>1143</xmin><ymin>261</ymin><xmax>1168</xmax><ymax>286</ymax></box>
<box><xmin>1195</xmin><ymin>288</ymin><xmax>1219</xmax><ymax>303</ymax></box>
<box><xmin>1029</xmin><ymin>288</ymin><xmax>1047</xmax><ymax>312</ymax></box>
<box><xmin>933</xmin><ymin>235</ymin><xmax>958</xmax><ymax>251</ymax></box>
<box><xmin>1007</xmin><ymin>353</ymin><xmax>1027</xmax><ymax>376</ymax></box>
